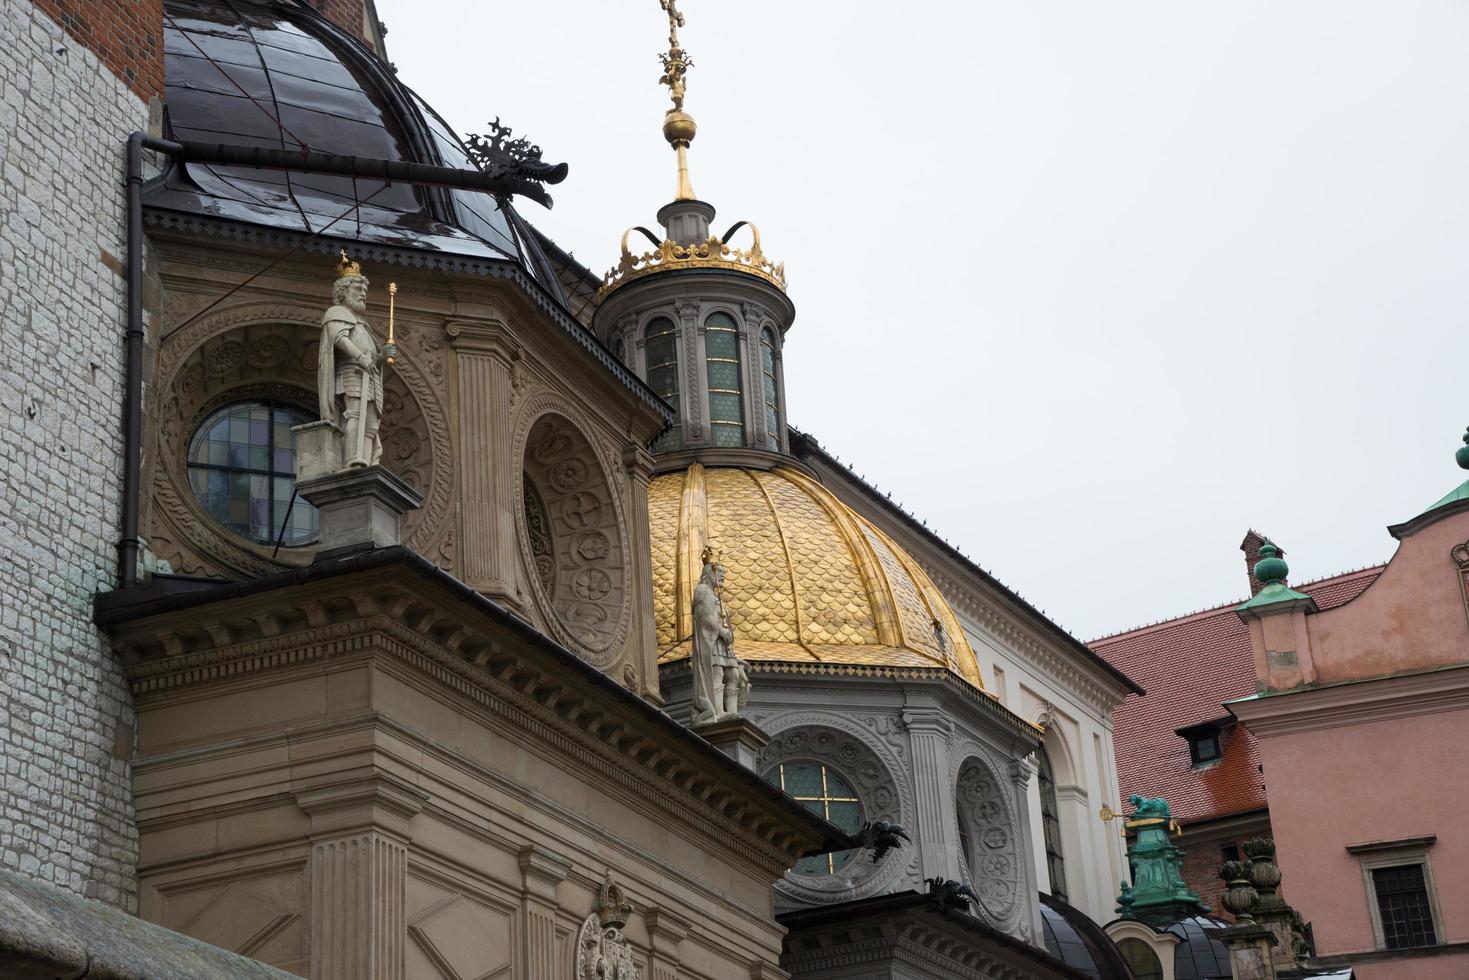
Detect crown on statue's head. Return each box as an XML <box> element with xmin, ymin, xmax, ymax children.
<box><xmin>336</xmin><ymin>249</ymin><xmax>363</xmax><ymax>279</ymax></box>
<box><xmin>700</xmin><ymin>544</ymin><xmax>719</xmax><ymax>567</ymax></box>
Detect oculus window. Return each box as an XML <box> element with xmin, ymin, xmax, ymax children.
<box><xmin>765</xmin><ymin>761</ymin><xmax>862</xmax><ymax>876</ymax></box>
<box><xmin>644</xmin><ymin>317</ymin><xmax>682</xmax><ymax>451</ymax></box>
<box><xmin>703</xmin><ymin>312</ymin><xmax>745</xmax><ymax>447</ymax></box>
<box><xmin>187</xmin><ymin>401</ymin><xmax>318</xmax><ymax>546</ymax></box>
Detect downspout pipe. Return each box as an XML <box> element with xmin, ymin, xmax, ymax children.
<box><xmin>118</xmin><ymin>136</ymin><xmax>565</xmax><ymax>588</ymax></box>
<box><xmin>119</xmin><ymin>133</ymin><xmax>181</xmax><ymax>588</ymax></box>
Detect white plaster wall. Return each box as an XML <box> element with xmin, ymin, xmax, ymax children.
<box><xmin>963</xmin><ymin>614</ymin><xmax>1130</xmax><ymax>924</ymax></box>
<box><xmin>0</xmin><ymin>0</ymin><xmax>148</xmax><ymax>909</ymax></box>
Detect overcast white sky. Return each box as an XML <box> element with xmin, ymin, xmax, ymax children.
<box><xmin>376</xmin><ymin>0</ymin><xmax>1469</xmax><ymax>640</ymax></box>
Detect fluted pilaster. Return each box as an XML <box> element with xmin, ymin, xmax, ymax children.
<box><xmin>903</xmin><ymin>708</ymin><xmax>959</xmax><ymax>881</ymax></box>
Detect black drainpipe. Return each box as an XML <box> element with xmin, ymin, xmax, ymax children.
<box><xmin>120</xmin><ymin>133</ymin><xmax>182</xmax><ymax>588</ymax></box>
<box><xmin>118</xmin><ymin>136</ymin><xmax>565</xmax><ymax>588</ymax></box>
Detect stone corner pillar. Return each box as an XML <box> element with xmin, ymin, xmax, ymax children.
<box><xmin>1220</xmin><ymin>923</ymin><xmax>1279</xmax><ymax>980</ymax></box>
<box><xmin>900</xmin><ymin>706</ymin><xmax>958</xmax><ymax>882</ymax></box>
<box><xmin>645</xmin><ymin>907</ymin><xmax>690</xmax><ymax>980</ymax></box>
<box><xmin>622</xmin><ymin>443</ymin><xmax>663</xmax><ymax>703</ymax></box>
<box><xmin>295</xmin><ymin>774</ymin><xmax>428</xmax><ymax>980</ymax></box>
<box><xmin>447</xmin><ymin>318</ymin><xmax>524</xmax><ymax>605</ymax></box>
<box><xmin>691</xmin><ymin>715</ymin><xmax>771</xmax><ymax>771</ymax></box>
<box><xmin>518</xmin><ymin>844</ymin><xmax>571</xmax><ymax>979</ymax></box>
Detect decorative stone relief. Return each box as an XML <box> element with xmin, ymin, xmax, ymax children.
<box><xmin>952</xmin><ymin>749</ymin><xmax>1022</xmax><ymax>931</ymax></box>
<box><xmin>148</xmin><ymin>302</ymin><xmax>452</xmax><ymax>578</ymax></box>
<box><xmin>756</xmin><ymin>713</ymin><xmax>913</xmax><ymax>904</ymax></box>
<box><xmin>577</xmin><ymin>875</ymin><xmax>641</xmax><ymax>980</ymax></box>
<box><xmin>514</xmin><ymin>396</ymin><xmax>631</xmax><ymax>665</ymax></box>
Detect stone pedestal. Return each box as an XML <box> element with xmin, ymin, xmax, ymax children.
<box><xmin>692</xmin><ymin>716</ymin><xmax>770</xmax><ymax>771</ymax></box>
<box><xmin>1220</xmin><ymin>922</ymin><xmax>1279</xmax><ymax>980</ymax></box>
<box><xmin>295</xmin><ymin>460</ymin><xmax>423</xmax><ymax>556</ymax></box>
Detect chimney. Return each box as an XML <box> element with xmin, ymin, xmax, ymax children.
<box><xmin>1240</xmin><ymin>530</ymin><xmax>1284</xmax><ymax>597</ymax></box>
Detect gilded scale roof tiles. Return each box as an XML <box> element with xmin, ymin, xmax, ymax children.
<box><xmin>651</xmin><ymin>464</ymin><xmax>986</xmax><ymax>690</ymax></box>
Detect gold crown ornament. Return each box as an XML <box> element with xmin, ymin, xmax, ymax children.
<box><xmin>336</xmin><ymin>249</ymin><xmax>363</xmax><ymax>279</ymax></box>
<box><xmin>700</xmin><ymin>544</ymin><xmax>720</xmax><ymax>567</ymax></box>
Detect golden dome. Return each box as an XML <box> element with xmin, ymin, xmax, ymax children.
<box><xmin>649</xmin><ymin>463</ymin><xmax>987</xmax><ymax>690</ymax></box>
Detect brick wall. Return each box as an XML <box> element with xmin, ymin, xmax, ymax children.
<box><xmin>28</xmin><ymin>0</ymin><xmax>163</xmax><ymax>101</ymax></box>
<box><xmin>0</xmin><ymin>0</ymin><xmax>150</xmax><ymax>910</ymax></box>
<box><xmin>1177</xmin><ymin>819</ymin><xmax>1277</xmax><ymax>920</ymax></box>
<box><xmin>301</xmin><ymin>0</ymin><xmax>385</xmax><ymax>54</ymax></box>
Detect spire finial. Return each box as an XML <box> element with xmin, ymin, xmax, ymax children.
<box><xmin>1455</xmin><ymin>426</ymin><xmax>1469</xmax><ymax>471</ymax></box>
<box><xmin>657</xmin><ymin>0</ymin><xmax>698</xmax><ymax>200</ymax></box>
<box><xmin>1253</xmin><ymin>540</ymin><xmax>1289</xmax><ymax>587</ymax></box>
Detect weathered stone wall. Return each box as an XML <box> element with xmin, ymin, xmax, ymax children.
<box><xmin>0</xmin><ymin>0</ymin><xmax>149</xmax><ymax>909</ymax></box>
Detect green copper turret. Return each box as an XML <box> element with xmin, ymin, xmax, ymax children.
<box><xmin>1115</xmin><ymin>795</ymin><xmax>1210</xmax><ymax>922</ymax></box>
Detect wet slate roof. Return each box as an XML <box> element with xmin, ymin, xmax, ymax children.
<box><xmin>152</xmin><ymin>0</ymin><xmax>560</xmax><ymax>295</ymax></box>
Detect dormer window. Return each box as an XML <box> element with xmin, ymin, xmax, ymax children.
<box><xmin>1176</xmin><ymin>717</ymin><xmax>1231</xmax><ymax>769</ymax></box>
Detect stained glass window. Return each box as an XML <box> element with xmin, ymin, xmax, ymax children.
<box><xmin>187</xmin><ymin>401</ymin><xmax>319</xmax><ymax>546</ymax></box>
<box><xmin>1373</xmin><ymin>864</ymin><xmax>1438</xmax><ymax>949</ymax></box>
<box><xmin>644</xmin><ymin>316</ymin><xmax>682</xmax><ymax>451</ymax></box>
<box><xmin>1118</xmin><ymin>939</ymin><xmax>1163</xmax><ymax>980</ymax></box>
<box><xmin>765</xmin><ymin>761</ymin><xmax>863</xmax><ymax>876</ymax></box>
<box><xmin>760</xmin><ymin>328</ymin><xmax>780</xmax><ymax>450</ymax></box>
<box><xmin>1037</xmin><ymin>746</ymin><xmax>1069</xmax><ymax>901</ymax></box>
<box><xmin>704</xmin><ymin>312</ymin><xmax>745</xmax><ymax>448</ymax></box>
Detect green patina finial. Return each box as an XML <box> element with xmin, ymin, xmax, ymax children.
<box><xmin>1456</xmin><ymin>427</ymin><xmax>1469</xmax><ymax>471</ymax></box>
<box><xmin>1253</xmin><ymin>541</ymin><xmax>1288</xmax><ymax>587</ymax></box>
<box><xmin>1119</xmin><ymin>795</ymin><xmax>1210</xmax><ymax>919</ymax></box>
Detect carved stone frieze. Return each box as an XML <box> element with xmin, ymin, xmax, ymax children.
<box><xmin>513</xmin><ymin>392</ymin><xmax>632</xmax><ymax>666</ymax></box>
<box><xmin>577</xmin><ymin>876</ymin><xmax>641</xmax><ymax>980</ymax></box>
<box><xmin>756</xmin><ymin>712</ymin><xmax>913</xmax><ymax>904</ymax></box>
<box><xmin>950</xmin><ymin>744</ymin><xmax>1022</xmax><ymax>932</ymax></box>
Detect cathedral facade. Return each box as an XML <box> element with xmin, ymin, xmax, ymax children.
<box><xmin>0</xmin><ymin>1</ymin><xmax>1139</xmax><ymax>977</ymax></box>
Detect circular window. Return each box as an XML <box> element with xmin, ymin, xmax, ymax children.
<box><xmin>765</xmin><ymin>761</ymin><xmax>864</xmax><ymax>876</ymax></box>
<box><xmin>186</xmin><ymin>401</ymin><xmax>319</xmax><ymax>546</ymax></box>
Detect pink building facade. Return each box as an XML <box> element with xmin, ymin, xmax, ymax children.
<box><xmin>1229</xmin><ymin>448</ymin><xmax>1469</xmax><ymax>979</ymax></box>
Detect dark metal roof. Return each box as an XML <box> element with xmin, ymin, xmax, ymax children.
<box><xmin>154</xmin><ymin>0</ymin><xmax>562</xmax><ymax>298</ymax></box>
<box><xmin>1165</xmin><ymin>915</ymin><xmax>1233</xmax><ymax>980</ymax></box>
<box><xmin>1039</xmin><ymin>892</ymin><xmax>1134</xmax><ymax>980</ymax></box>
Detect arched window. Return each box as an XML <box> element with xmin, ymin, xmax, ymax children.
<box><xmin>1037</xmin><ymin>745</ymin><xmax>1069</xmax><ymax>901</ymax></box>
<box><xmin>1118</xmin><ymin>939</ymin><xmax>1163</xmax><ymax>980</ymax></box>
<box><xmin>186</xmin><ymin>400</ymin><xmax>319</xmax><ymax>546</ymax></box>
<box><xmin>765</xmin><ymin>761</ymin><xmax>863</xmax><ymax>876</ymax></box>
<box><xmin>703</xmin><ymin>311</ymin><xmax>745</xmax><ymax>447</ymax></box>
<box><xmin>759</xmin><ymin>327</ymin><xmax>780</xmax><ymax>450</ymax></box>
<box><xmin>643</xmin><ymin>316</ymin><xmax>681</xmax><ymax>451</ymax></box>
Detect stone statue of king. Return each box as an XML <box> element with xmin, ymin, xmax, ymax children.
<box><xmin>691</xmin><ymin>546</ymin><xmax>750</xmax><ymax>725</ymax></box>
<box><xmin>318</xmin><ymin>251</ymin><xmax>393</xmax><ymax>467</ymax></box>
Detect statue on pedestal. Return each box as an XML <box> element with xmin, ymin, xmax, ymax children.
<box><xmin>691</xmin><ymin>546</ymin><xmax>749</xmax><ymax>725</ymax></box>
<box><xmin>318</xmin><ymin>251</ymin><xmax>396</xmax><ymax>467</ymax></box>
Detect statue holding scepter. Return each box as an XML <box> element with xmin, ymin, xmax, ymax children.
<box><xmin>691</xmin><ymin>546</ymin><xmax>750</xmax><ymax>725</ymax></box>
<box><xmin>318</xmin><ymin>252</ymin><xmax>396</xmax><ymax>467</ymax></box>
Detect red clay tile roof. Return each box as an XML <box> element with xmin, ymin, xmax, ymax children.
<box><xmin>1090</xmin><ymin>566</ymin><xmax>1383</xmax><ymax>825</ymax></box>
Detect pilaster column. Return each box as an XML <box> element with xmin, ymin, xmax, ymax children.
<box><xmin>676</xmin><ymin>300</ymin><xmax>702</xmax><ymax>440</ymax></box>
<box><xmin>645</xmin><ymin>908</ymin><xmax>689</xmax><ymax>980</ymax></box>
<box><xmin>623</xmin><ymin>445</ymin><xmax>661</xmax><ymax>702</ymax></box>
<box><xmin>448</xmin><ymin>320</ymin><xmax>523</xmax><ymax>604</ymax></box>
<box><xmin>902</xmin><ymin>707</ymin><xmax>958</xmax><ymax>881</ymax></box>
<box><xmin>519</xmin><ymin>845</ymin><xmax>571</xmax><ymax>980</ymax></box>
<box><xmin>296</xmin><ymin>775</ymin><xmax>427</xmax><ymax>980</ymax></box>
<box><xmin>1009</xmin><ymin>752</ymin><xmax>1045</xmax><ymax>943</ymax></box>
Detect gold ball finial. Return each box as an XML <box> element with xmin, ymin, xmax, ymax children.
<box><xmin>662</xmin><ymin>110</ymin><xmax>697</xmax><ymax>149</ymax></box>
<box><xmin>336</xmin><ymin>249</ymin><xmax>363</xmax><ymax>280</ymax></box>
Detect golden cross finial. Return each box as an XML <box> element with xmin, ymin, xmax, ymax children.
<box><xmin>655</xmin><ymin>0</ymin><xmax>697</xmax><ymax>199</ymax></box>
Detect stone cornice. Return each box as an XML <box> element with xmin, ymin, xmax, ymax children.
<box><xmin>1227</xmin><ymin>664</ymin><xmax>1469</xmax><ymax>737</ymax></box>
<box><xmin>99</xmin><ymin>554</ymin><xmax>845</xmax><ymax>873</ymax></box>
